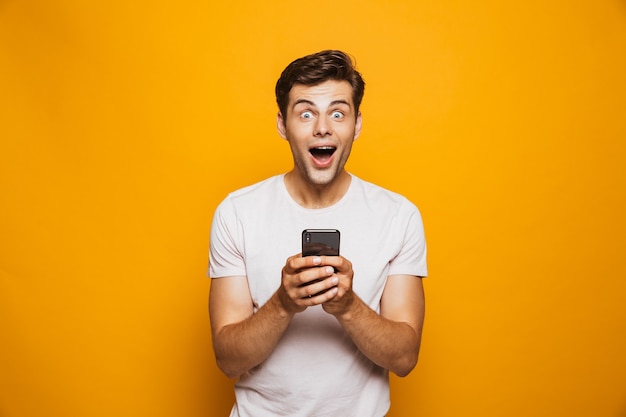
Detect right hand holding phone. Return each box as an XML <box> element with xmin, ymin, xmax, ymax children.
<box><xmin>278</xmin><ymin>253</ymin><xmax>351</xmax><ymax>314</ymax></box>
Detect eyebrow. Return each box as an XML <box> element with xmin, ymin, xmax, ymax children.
<box><xmin>292</xmin><ymin>99</ymin><xmax>352</xmax><ymax>108</ymax></box>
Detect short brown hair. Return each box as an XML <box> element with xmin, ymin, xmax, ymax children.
<box><xmin>275</xmin><ymin>50</ymin><xmax>365</xmax><ymax>118</ymax></box>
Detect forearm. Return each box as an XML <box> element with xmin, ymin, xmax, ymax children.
<box><xmin>335</xmin><ymin>296</ymin><xmax>422</xmax><ymax>377</ymax></box>
<box><xmin>213</xmin><ymin>293</ymin><xmax>294</xmax><ymax>379</ymax></box>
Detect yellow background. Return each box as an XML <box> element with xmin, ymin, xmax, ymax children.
<box><xmin>1</xmin><ymin>1</ymin><xmax>625</xmax><ymax>416</ymax></box>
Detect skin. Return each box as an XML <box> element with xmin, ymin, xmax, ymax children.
<box><xmin>277</xmin><ymin>80</ymin><xmax>361</xmax><ymax>208</ymax></box>
<box><xmin>209</xmin><ymin>80</ymin><xmax>425</xmax><ymax>379</ymax></box>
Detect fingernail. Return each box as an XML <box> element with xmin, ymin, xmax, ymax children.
<box><xmin>313</xmin><ymin>256</ymin><xmax>322</xmax><ymax>265</ymax></box>
<box><xmin>326</xmin><ymin>266</ymin><xmax>334</xmax><ymax>274</ymax></box>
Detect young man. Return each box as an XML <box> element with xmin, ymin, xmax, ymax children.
<box><xmin>209</xmin><ymin>50</ymin><xmax>427</xmax><ymax>417</ymax></box>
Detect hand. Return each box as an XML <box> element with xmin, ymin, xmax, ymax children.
<box><xmin>277</xmin><ymin>254</ymin><xmax>341</xmax><ymax>314</ymax></box>
<box><xmin>319</xmin><ymin>256</ymin><xmax>356</xmax><ymax>317</ymax></box>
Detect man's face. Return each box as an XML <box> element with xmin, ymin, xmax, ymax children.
<box><xmin>277</xmin><ymin>80</ymin><xmax>362</xmax><ymax>187</ymax></box>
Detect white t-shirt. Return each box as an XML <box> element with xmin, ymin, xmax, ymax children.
<box><xmin>209</xmin><ymin>174</ymin><xmax>427</xmax><ymax>417</ymax></box>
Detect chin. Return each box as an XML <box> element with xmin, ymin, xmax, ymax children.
<box><xmin>306</xmin><ymin>170</ymin><xmax>340</xmax><ymax>186</ymax></box>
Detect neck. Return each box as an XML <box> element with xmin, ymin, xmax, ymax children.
<box><xmin>284</xmin><ymin>170</ymin><xmax>351</xmax><ymax>209</ymax></box>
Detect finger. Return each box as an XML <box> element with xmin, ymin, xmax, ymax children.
<box><xmin>286</xmin><ymin>255</ymin><xmax>323</xmax><ymax>274</ymax></box>
<box><xmin>303</xmin><ymin>285</ymin><xmax>339</xmax><ymax>305</ymax></box>
<box><xmin>298</xmin><ymin>265</ymin><xmax>335</xmax><ymax>287</ymax></box>
<box><xmin>318</xmin><ymin>255</ymin><xmax>350</xmax><ymax>271</ymax></box>
<box><xmin>301</xmin><ymin>255</ymin><xmax>323</xmax><ymax>267</ymax></box>
<box><xmin>300</xmin><ymin>275</ymin><xmax>339</xmax><ymax>299</ymax></box>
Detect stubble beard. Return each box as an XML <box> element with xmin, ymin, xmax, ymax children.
<box><xmin>300</xmin><ymin>153</ymin><xmax>350</xmax><ymax>188</ymax></box>
<box><xmin>289</xmin><ymin>141</ymin><xmax>353</xmax><ymax>189</ymax></box>
<box><xmin>305</xmin><ymin>166</ymin><xmax>339</xmax><ymax>187</ymax></box>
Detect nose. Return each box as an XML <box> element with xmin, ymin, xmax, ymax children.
<box><xmin>314</xmin><ymin>115</ymin><xmax>331</xmax><ymax>137</ymax></box>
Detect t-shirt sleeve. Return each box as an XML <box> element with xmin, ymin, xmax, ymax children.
<box><xmin>208</xmin><ymin>196</ymin><xmax>247</xmax><ymax>278</ymax></box>
<box><xmin>387</xmin><ymin>201</ymin><xmax>428</xmax><ymax>278</ymax></box>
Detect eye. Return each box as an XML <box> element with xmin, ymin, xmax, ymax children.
<box><xmin>301</xmin><ymin>111</ymin><xmax>313</xmax><ymax>119</ymax></box>
<box><xmin>331</xmin><ymin>111</ymin><xmax>344</xmax><ymax>119</ymax></box>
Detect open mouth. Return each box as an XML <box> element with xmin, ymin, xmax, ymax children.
<box><xmin>309</xmin><ymin>146</ymin><xmax>336</xmax><ymax>163</ymax></box>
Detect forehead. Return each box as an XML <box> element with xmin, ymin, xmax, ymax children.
<box><xmin>288</xmin><ymin>80</ymin><xmax>354</xmax><ymax>108</ymax></box>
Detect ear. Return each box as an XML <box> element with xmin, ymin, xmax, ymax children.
<box><xmin>353</xmin><ymin>112</ymin><xmax>363</xmax><ymax>141</ymax></box>
<box><xmin>277</xmin><ymin>111</ymin><xmax>287</xmax><ymax>140</ymax></box>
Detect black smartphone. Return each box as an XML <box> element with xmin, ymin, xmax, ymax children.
<box><xmin>302</xmin><ymin>229</ymin><xmax>340</xmax><ymax>257</ymax></box>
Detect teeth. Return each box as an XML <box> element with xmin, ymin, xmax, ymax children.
<box><xmin>310</xmin><ymin>146</ymin><xmax>336</xmax><ymax>158</ymax></box>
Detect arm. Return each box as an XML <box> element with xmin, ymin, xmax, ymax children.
<box><xmin>322</xmin><ymin>256</ymin><xmax>425</xmax><ymax>376</ymax></box>
<box><xmin>209</xmin><ymin>255</ymin><xmax>340</xmax><ymax>379</ymax></box>
<box><xmin>343</xmin><ymin>275</ymin><xmax>425</xmax><ymax>377</ymax></box>
<box><xmin>209</xmin><ymin>276</ymin><xmax>290</xmax><ymax>379</ymax></box>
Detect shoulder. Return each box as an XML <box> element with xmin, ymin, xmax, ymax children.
<box><xmin>216</xmin><ymin>175</ymin><xmax>284</xmax><ymax>209</ymax></box>
<box><xmin>225</xmin><ymin>175</ymin><xmax>283</xmax><ymax>201</ymax></box>
<box><xmin>350</xmin><ymin>175</ymin><xmax>418</xmax><ymax>213</ymax></box>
